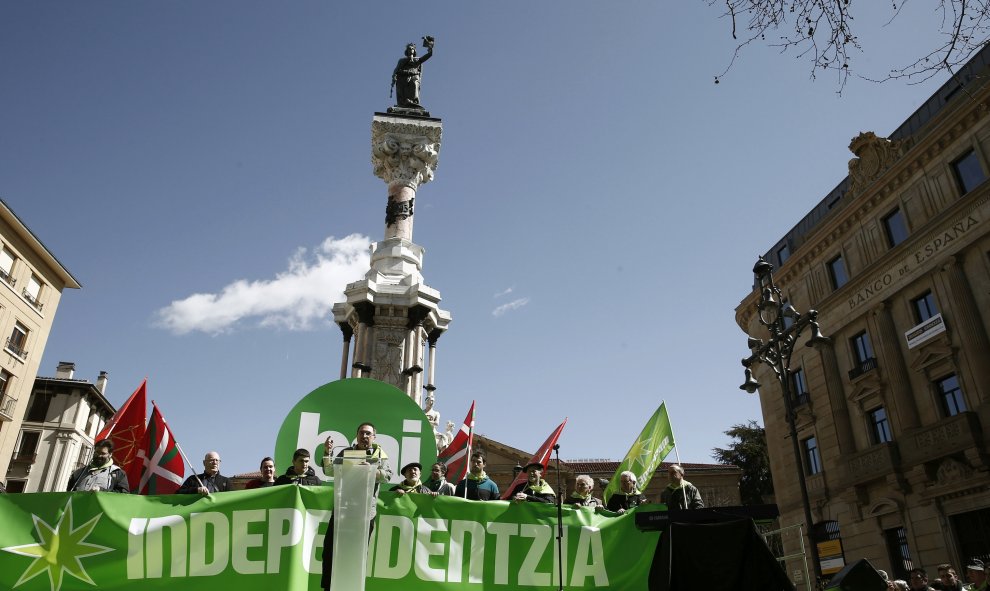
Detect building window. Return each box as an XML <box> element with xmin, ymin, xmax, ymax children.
<box><xmin>0</xmin><ymin>369</ymin><xmax>13</xmax><ymax>419</ymax></box>
<box><xmin>803</xmin><ymin>436</ymin><xmax>822</xmax><ymax>475</ymax></box>
<box><xmin>6</xmin><ymin>322</ymin><xmax>28</xmax><ymax>358</ymax></box>
<box><xmin>5</xmin><ymin>480</ymin><xmax>26</xmax><ymax>493</ymax></box>
<box><xmin>777</xmin><ymin>243</ymin><xmax>791</xmax><ymax>265</ymax></box>
<box><xmin>0</xmin><ymin>246</ymin><xmax>15</xmax><ymax>286</ymax></box>
<box><xmin>23</xmin><ymin>274</ymin><xmax>43</xmax><ymax>310</ymax></box>
<box><xmin>828</xmin><ymin>255</ymin><xmax>848</xmax><ymax>289</ymax></box>
<box><xmin>790</xmin><ymin>367</ymin><xmax>810</xmax><ymax>406</ymax></box>
<box><xmin>937</xmin><ymin>374</ymin><xmax>967</xmax><ymax>417</ymax></box>
<box><xmin>953</xmin><ymin>149</ymin><xmax>987</xmax><ymax>194</ymax></box>
<box><xmin>883</xmin><ymin>208</ymin><xmax>909</xmax><ymax>247</ymax></box>
<box><xmin>13</xmin><ymin>431</ymin><xmax>40</xmax><ymax>463</ymax></box>
<box><xmin>869</xmin><ymin>407</ymin><xmax>893</xmax><ymax>444</ymax></box>
<box><xmin>911</xmin><ymin>291</ymin><xmax>938</xmax><ymax>323</ymax></box>
<box><xmin>849</xmin><ymin>331</ymin><xmax>877</xmax><ymax>379</ymax></box>
<box><xmin>884</xmin><ymin>526</ymin><xmax>915</xmax><ymax>581</ymax></box>
<box><xmin>24</xmin><ymin>391</ymin><xmax>52</xmax><ymax>423</ymax></box>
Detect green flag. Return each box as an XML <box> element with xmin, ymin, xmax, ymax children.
<box><xmin>602</xmin><ymin>402</ymin><xmax>676</xmax><ymax>504</ymax></box>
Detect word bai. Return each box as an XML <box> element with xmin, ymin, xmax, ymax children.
<box><xmin>370</xmin><ymin>516</ymin><xmax>610</xmax><ymax>587</ymax></box>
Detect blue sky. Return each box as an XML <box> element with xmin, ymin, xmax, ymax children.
<box><xmin>0</xmin><ymin>2</ymin><xmax>956</xmax><ymax>476</ymax></box>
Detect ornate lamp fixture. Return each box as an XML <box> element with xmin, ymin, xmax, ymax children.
<box><xmin>739</xmin><ymin>255</ymin><xmax>830</xmax><ymax>584</ymax></box>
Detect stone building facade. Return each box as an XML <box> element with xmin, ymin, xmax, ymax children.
<box><xmin>736</xmin><ymin>47</ymin><xmax>990</xmax><ymax>580</ymax></box>
<box><xmin>0</xmin><ymin>200</ymin><xmax>80</xmax><ymax>483</ymax></box>
<box><xmin>5</xmin><ymin>362</ymin><xmax>115</xmax><ymax>492</ymax></box>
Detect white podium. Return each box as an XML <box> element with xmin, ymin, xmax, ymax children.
<box><xmin>329</xmin><ymin>451</ymin><xmax>378</xmax><ymax>591</ymax></box>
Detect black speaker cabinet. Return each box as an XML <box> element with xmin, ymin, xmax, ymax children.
<box><xmin>823</xmin><ymin>559</ymin><xmax>886</xmax><ymax>591</ymax></box>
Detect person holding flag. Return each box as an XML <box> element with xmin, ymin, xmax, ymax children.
<box><xmin>455</xmin><ymin>452</ymin><xmax>499</xmax><ymax>500</ymax></box>
<box><xmin>93</xmin><ymin>379</ymin><xmax>146</xmax><ymax>492</ymax></box>
<box><xmin>176</xmin><ymin>451</ymin><xmax>230</xmax><ymax>495</ymax></box>
<box><xmin>509</xmin><ymin>462</ymin><xmax>556</xmax><ymax>504</ymax></box>
<box><xmin>423</xmin><ymin>462</ymin><xmax>456</xmax><ymax>496</ymax></box>
<box><xmin>67</xmin><ymin>439</ymin><xmax>129</xmax><ymax>493</ymax></box>
<box><xmin>606</xmin><ymin>471</ymin><xmax>648</xmax><ymax>514</ymax></box>
<box><xmin>660</xmin><ymin>464</ymin><xmax>704</xmax><ymax>509</ymax></box>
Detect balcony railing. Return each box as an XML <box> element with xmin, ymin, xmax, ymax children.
<box><xmin>0</xmin><ymin>392</ymin><xmax>16</xmax><ymax>420</ymax></box>
<box><xmin>848</xmin><ymin>357</ymin><xmax>878</xmax><ymax>380</ymax></box>
<box><xmin>5</xmin><ymin>338</ymin><xmax>27</xmax><ymax>359</ymax></box>
<box><xmin>10</xmin><ymin>451</ymin><xmax>37</xmax><ymax>464</ymax></box>
<box><xmin>0</xmin><ymin>269</ymin><xmax>14</xmax><ymax>287</ymax></box>
<box><xmin>21</xmin><ymin>289</ymin><xmax>43</xmax><ymax>311</ymax></box>
<box><xmin>792</xmin><ymin>391</ymin><xmax>810</xmax><ymax>407</ymax></box>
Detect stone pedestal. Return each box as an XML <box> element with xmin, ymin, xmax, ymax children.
<box><xmin>333</xmin><ymin>114</ymin><xmax>450</xmax><ymax>404</ymax></box>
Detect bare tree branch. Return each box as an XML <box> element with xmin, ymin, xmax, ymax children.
<box><xmin>709</xmin><ymin>0</ymin><xmax>990</xmax><ymax>93</ymax></box>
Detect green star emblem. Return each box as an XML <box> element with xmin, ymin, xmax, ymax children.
<box><xmin>2</xmin><ymin>498</ymin><xmax>112</xmax><ymax>591</ymax></box>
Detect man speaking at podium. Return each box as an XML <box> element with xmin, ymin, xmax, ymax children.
<box><xmin>320</xmin><ymin>422</ymin><xmax>392</xmax><ymax>590</ymax></box>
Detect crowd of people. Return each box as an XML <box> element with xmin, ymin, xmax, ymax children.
<box><xmin>879</xmin><ymin>560</ymin><xmax>987</xmax><ymax>591</ymax></box>
<box><xmin>36</xmin><ymin>428</ymin><xmax>990</xmax><ymax>591</ymax></box>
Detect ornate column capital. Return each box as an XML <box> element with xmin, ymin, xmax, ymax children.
<box><xmin>371</xmin><ymin>116</ymin><xmax>442</xmax><ymax>192</ymax></box>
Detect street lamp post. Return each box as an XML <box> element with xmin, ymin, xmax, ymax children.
<box><xmin>740</xmin><ymin>256</ymin><xmax>829</xmax><ymax>586</ymax></box>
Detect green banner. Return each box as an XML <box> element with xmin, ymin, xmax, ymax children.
<box><xmin>603</xmin><ymin>402</ymin><xmax>676</xmax><ymax>503</ymax></box>
<box><xmin>0</xmin><ymin>486</ymin><xmax>661</xmax><ymax>590</ymax></box>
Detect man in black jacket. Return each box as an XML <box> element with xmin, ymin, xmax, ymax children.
<box><xmin>67</xmin><ymin>439</ymin><xmax>129</xmax><ymax>493</ymax></box>
<box><xmin>177</xmin><ymin>451</ymin><xmax>230</xmax><ymax>495</ymax></box>
<box><xmin>275</xmin><ymin>448</ymin><xmax>322</xmax><ymax>486</ymax></box>
<box><xmin>660</xmin><ymin>464</ymin><xmax>704</xmax><ymax>510</ymax></box>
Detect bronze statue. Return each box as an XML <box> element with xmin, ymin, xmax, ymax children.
<box><xmin>390</xmin><ymin>36</ymin><xmax>434</xmax><ymax>114</ymax></box>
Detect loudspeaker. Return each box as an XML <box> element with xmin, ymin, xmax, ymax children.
<box><xmin>824</xmin><ymin>559</ymin><xmax>887</xmax><ymax>591</ymax></box>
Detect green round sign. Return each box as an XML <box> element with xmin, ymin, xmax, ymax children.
<box><xmin>275</xmin><ymin>378</ymin><xmax>438</xmax><ymax>483</ymax></box>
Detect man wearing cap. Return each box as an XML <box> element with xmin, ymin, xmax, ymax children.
<box><xmin>274</xmin><ymin>448</ymin><xmax>322</xmax><ymax>486</ymax></box>
<box><xmin>660</xmin><ymin>464</ymin><xmax>704</xmax><ymax>510</ymax></box>
<box><xmin>455</xmin><ymin>452</ymin><xmax>500</xmax><ymax>500</ymax></box>
<box><xmin>67</xmin><ymin>439</ymin><xmax>130</xmax><ymax>493</ymax></box>
<box><xmin>509</xmin><ymin>462</ymin><xmax>556</xmax><ymax>504</ymax></box>
<box><xmin>967</xmin><ymin>559</ymin><xmax>988</xmax><ymax>591</ymax></box>
<box><xmin>606</xmin><ymin>470</ymin><xmax>648</xmax><ymax>514</ymax></box>
<box><xmin>392</xmin><ymin>462</ymin><xmax>431</xmax><ymax>495</ymax></box>
<box><xmin>424</xmin><ymin>462</ymin><xmax>456</xmax><ymax>496</ymax></box>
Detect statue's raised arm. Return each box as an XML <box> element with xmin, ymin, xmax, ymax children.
<box><xmin>389</xmin><ymin>36</ymin><xmax>435</xmax><ymax>116</ymax></box>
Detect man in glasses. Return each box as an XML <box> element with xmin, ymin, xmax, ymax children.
<box><xmin>176</xmin><ymin>451</ymin><xmax>230</xmax><ymax>495</ymax></box>
<box><xmin>321</xmin><ymin>422</ymin><xmax>392</xmax><ymax>590</ymax></box>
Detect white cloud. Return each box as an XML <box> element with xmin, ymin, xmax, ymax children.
<box><xmin>155</xmin><ymin>234</ymin><xmax>372</xmax><ymax>335</ymax></box>
<box><xmin>493</xmin><ymin>287</ymin><xmax>514</xmax><ymax>298</ymax></box>
<box><xmin>492</xmin><ymin>297</ymin><xmax>530</xmax><ymax>317</ymax></box>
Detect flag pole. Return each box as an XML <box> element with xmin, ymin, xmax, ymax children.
<box><xmin>154</xmin><ymin>400</ymin><xmax>204</xmax><ymax>490</ymax></box>
<box><xmin>462</xmin><ymin>404</ymin><xmax>473</xmax><ymax>499</ymax></box>
<box><xmin>663</xmin><ymin>400</ymin><xmax>682</xmax><ymax>466</ymax></box>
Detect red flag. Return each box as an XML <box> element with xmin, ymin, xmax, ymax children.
<box><xmin>501</xmin><ymin>418</ymin><xmax>567</xmax><ymax>500</ymax></box>
<box><xmin>135</xmin><ymin>403</ymin><xmax>185</xmax><ymax>495</ymax></box>
<box><xmin>95</xmin><ymin>379</ymin><xmax>146</xmax><ymax>492</ymax></box>
<box><xmin>436</xmin><ymin>401</ymin><xmax>475</xmax><ymax>483</ymax></box>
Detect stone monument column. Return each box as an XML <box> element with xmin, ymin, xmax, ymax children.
<box><xmin>332</xmin><ymin>114</ymin><xmax>450</xmax><ymax>396</ymax></box>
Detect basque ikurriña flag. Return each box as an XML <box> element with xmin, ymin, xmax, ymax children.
<box><xmin>135</xmin><ymin>403</ymin><xmax>184</xmax><ymax>494</ymax></box>
<box><xmin>500</xmin><ymin>418</ymin><xmax>567</xmax><ymax>500</ymax></box>
<box><xmin>436</xmin><ymin>401</ymin><xmax>475</xmax><ymax>483</ymax></box>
